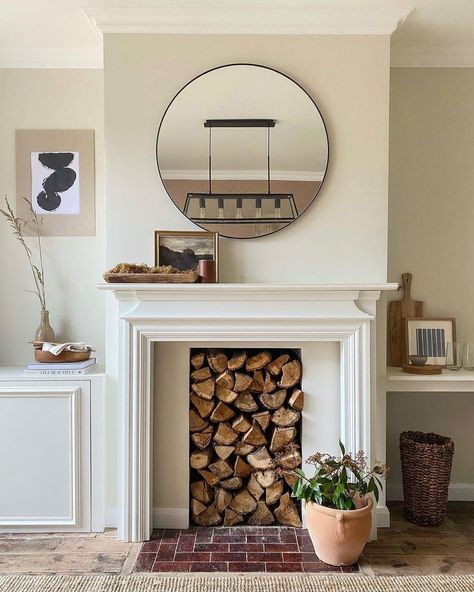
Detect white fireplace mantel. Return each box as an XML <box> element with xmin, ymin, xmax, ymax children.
<box><xmin>99</xmin><ymin>282</ymin><xmax>397</xmax><ymax>542</ymax></box>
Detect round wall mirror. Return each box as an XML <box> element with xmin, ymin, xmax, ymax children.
<box><xmin>156</xmin><ymin>63</ymin><xmax>329</xmax><ymax>239</ymax></box>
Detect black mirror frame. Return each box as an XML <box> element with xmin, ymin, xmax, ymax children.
<box><xmin>156</xmin><ymin>62</ymin><xmax>330</xmax><ymax>240</ymax></box>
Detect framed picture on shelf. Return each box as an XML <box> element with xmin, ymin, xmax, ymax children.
<box><xmin>405</xmin><ymin>317</ymin><xmax>456</xmax><ymax>366</ymax></box>
<box><xmin>154</xmin><ymin>230</ymin><xmax>219</xmax><ymax>281</ymax></box>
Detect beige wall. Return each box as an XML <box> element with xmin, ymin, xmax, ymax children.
<box><xmin>0</xmin><ymin>69</ymin><xmax>105</xmax><ymax>364</ymax></box>
<box><xmin>386</xmin><ymin>68</ymin><xmax>474</xmax><ymax>494</ymax></box>
<box><xmin>104</xmin><ymin>34</ymin><xmax>390</xmax><ymax>282</ymax></box>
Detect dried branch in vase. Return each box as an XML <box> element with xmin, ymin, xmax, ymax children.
<box><xmin>0</xmin><ymin>197</ymin><xmax>47</xmax><ymax>311</ymax></box>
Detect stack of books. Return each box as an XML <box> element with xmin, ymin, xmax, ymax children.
<box><xmin>24</xmin><ymin>358</ymin><xmax>97</xmax><ymax>376</ymax></box>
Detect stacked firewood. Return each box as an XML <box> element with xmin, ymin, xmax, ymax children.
<box><xmin>189</xmin><ymin>349</ymin><xmax>303</xmax><ymax>527</ymax></box>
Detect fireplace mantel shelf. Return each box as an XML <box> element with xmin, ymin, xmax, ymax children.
<box><xmin>99</xmin><ymin>282</ymin><xmax>397</xmax><ymax>292</ymax></box>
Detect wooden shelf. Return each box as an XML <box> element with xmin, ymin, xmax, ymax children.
<box><xmin>385</xmin><ymin>367</ymin><xmax>474</xmax><ymax>392</ymax></box>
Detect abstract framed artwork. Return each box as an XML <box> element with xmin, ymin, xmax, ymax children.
<box><xmin>154</xmin><ymin>230</ymin><xmax>219</xmax><ymax>281</ymax></box>
<box><xmin>405</xmin><ymin>317</ymin><xmax>456</xmax><ymax>366</ymax></box>
<box><xmin>16</xmin><ymin>130</ymin><xmax>95</xmax><ymax>236</ymax></box>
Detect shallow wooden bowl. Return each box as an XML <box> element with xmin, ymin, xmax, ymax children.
<box><xmin>34</xmin><ymin>349</ymin><xmax>91</xmax><ymax>364</ymax></box>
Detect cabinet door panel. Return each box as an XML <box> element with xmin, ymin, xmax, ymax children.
<box><xmin>0</xmin><ymin>384</ymin><xmax>90</xmax><ymax>530</ymax></box>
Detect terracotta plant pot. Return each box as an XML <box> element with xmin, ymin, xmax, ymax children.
<box><xmin>305</xmin><ymin>496</ymin><xmax>373</xmax><ymax>566</ymax></box>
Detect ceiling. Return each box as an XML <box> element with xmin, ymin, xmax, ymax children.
<box><xmin>0</xmin><ymin>0</ymin><xmax>473</xmax><ymax>68</ymax></box>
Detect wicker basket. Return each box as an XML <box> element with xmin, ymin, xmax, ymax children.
<box><xmin>400</xmin><ymin>431</ymin><xmax>454</xmax><ymax>526</ymax></box>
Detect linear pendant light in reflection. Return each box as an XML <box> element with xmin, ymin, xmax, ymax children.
<box><xmin>183</xmin><ymin>119</ymin><xmax>298</xmax><ymax>224</ymax></box>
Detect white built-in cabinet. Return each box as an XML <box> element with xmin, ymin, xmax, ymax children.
<box><xmin>0</xmin><ymin>368</ymin><xmax>105</xmax><ymax>533</ymax></box>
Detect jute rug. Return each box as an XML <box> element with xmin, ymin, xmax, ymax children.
<box><xmin>0</xmin><ymin>574</ymin><xmax>473</xmax><ymax>592</ymax></box>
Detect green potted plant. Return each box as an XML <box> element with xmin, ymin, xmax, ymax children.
<box><xmin>291</xmin><ymin>441</ymin><xmax>388</xmax><ymax>566</ymax></box>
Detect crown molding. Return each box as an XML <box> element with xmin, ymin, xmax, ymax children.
<box><xmin>391</xmin><ymin>46</ymin><xmax>474</xmax><ymax>68</ymax></box>
<box><xmin>82</xmin><ymin>5</ymin><xmax>413</xmax><ymax>36</ymax></box>
<box><xmin>0</xmin><ymin>47</ymin><xmax>103</xmax><ymax>69</ymax></box>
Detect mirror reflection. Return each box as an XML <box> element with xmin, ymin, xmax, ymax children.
<box><xmin>157</xmin><ymin>64</ymin><xmax>329</xmax><ymax>239</ymax></box>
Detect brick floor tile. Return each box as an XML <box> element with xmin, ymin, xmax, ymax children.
<box><xmin>177</xmin><ymin>534</ymin><xmax>196</xmax><ymax>552</ymax></box>
<box><xmin>247</xmin><ymin>535</ymin><xmax>280</xmax><ymax>544</ymax></box>
<box><xmin>161</xmin><ymin>530</ymin><xmax>180</xmax><ymax>542</ymax></box>
<box><xmin>141</xmin><ymin>540</ymin><xmax>161</xmax><ymax>553</ymax></box>
<box><xmin>132</xmin><ymin>552</ymin><xmax>155</xmax><ymax>573</ymax></box>
<box><xmin>190</xmin><ymin>562</ymin><xmax>228</xmax><ymax>572</ymax></box>
<box><xmin>264</xmin><ymin>543</ymin><xmax>299</xmax><ymax>552</ymax></box>
<box><xmin>229</xmin><ymin>562</ymin><xmax>266</xmax><ymax>572</ymax></box>
<box><xmin>175</xmin><ymin>552</ymin><xmax>210</xmax><ymax>562</ymax></box>
<box><xmin>247</xmin><ymin>552</ymin><xmax>283</xmax><ymax>563</ymax></box>
<box><xmin>155</xmin><ymin>544</ymin><xmax>177</xmax><ymax>562</ymax></box>
<box><xmin>195</xmin><ymin>543</ymin><xmax>230</xmax><ymax>552</ymax></box>
<box><xmin>213</xmin><ymin>535</ymin><xmax>246</xmax><ymax>543</ymax></box>
<box><xmin>211</xmin><ymin>552</ymin><xmax>246</xmax><ymax>562</ymax></box>
<box><xmin>229</xmin><ymin>543</ymin><xmax>264</xmax><ymax>552</ymax></box>
<box><xmin>265</xmin><ymin>562</ymin><xmax>304</xmax><ymax>572</ymax></box>
<box><xmin>152</xmin><ymin>561</ymin><xmax>191</xmax><ymax>572</ymax></box>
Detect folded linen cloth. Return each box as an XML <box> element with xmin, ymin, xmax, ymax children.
<box><xmin>41</xmin><ymin>342</ymin><xmax>94</xmax><ymax>356</ymax></box>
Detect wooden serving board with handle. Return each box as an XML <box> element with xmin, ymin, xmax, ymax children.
<box><xmin>388</xmin><ymin>273</ymin><xmax>425</xmax><ymax>366</ymax></box>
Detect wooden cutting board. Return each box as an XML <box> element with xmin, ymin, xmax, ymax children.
<box><xmin>388</xmin><ymin>273</ymin><xmax>425</xmax><ymax>367</ymax></box>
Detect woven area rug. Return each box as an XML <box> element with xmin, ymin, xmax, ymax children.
<box><xmin>0</xmin><ymin>574</ymin><xmax>473</xmax><ymax>592</ymax></box>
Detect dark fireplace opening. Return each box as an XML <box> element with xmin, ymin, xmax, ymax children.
<box><xmin>189</xmin><ymin>348</ymin><xmax>303</xmax><ymax>527</ymax></box>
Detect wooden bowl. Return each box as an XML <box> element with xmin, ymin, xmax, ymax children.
<box><xmin>34</xmin><ymin>349</ymin><xmax>91</xmax><ymax>363</ymax></box>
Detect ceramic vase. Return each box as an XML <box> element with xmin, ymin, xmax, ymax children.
<box><xmin>35</xmin><ymin>309</ymin><xmax>55</xmax><ymax>342</ymax></box>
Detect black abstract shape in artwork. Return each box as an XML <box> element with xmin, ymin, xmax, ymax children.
<box><xmin>35</xmin><ymin>152</ymin><xmax>77</xmax><ymax>212</ymax></box>
<box><xmin>36</xmin><ymin>191</ymin><xmax>62</xmax><ymax>212</ymax></box>
<box><xmin>43</xmin><ymin>168</ymin><xmax>76</xmax><ymax>193</ymax></box>
<box><xmin>38</xmin><ymin>152</ymin><xmax>74</xmax><ymax>170</ymax></box>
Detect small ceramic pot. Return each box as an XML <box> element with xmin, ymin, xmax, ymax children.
<box><xmin>409</xmin><ymin>355</ymin><xmax>428</xmax><ymax>366</ymax></box>
<box><xmin>305</xmin><ymin>496</ymin><xmax>373</xmax><ymax>566</ymax></box>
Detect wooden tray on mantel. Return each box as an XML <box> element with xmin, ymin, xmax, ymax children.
<box><xmin>103</xmin><ymin>271</ymin><xmax>198</xmax><ymax>283</ymax></box>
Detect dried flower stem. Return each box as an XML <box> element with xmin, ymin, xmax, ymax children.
<box><xmin>0</xmin><ymin>196</ymin><xmax>47</xmax><ymax>310</ymax></box>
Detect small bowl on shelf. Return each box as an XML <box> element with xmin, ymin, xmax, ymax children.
<box><xmin>409</xmin><ymin>355</ymin><xmax>428</xmax><ymax>366</ymax></box>
<box><xmin>32</xmin><ymin>342</ymin><xmax>91</xmax><ymax>364</ymax></box>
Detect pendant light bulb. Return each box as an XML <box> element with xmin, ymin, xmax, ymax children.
<box><xmin>199</xmin><ymin>197</ymin><xmax>206</xmax><ymax>219</ymax></box>
<box><xmin>274</xmin><ymin>197</ymin><xmax>281</xmax><ymax>219</ymax></box>
<box><xmin>236</xmin><ymin>197</ymin><xmax>243</xmax><ymax>220</ymax></box>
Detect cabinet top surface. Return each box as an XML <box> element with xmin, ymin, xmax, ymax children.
<box><xmin>0</xmin><ymin>365</ymin><xmax>105</xmax><ymax>380</ymax></box>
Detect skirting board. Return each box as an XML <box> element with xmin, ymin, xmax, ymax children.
<box><xmin>387</xmin><ymin>483</ymin><xmax>474</xmax><ymax>502</ymax></box>
<box><xmin>105</xmin><ymin>507</ymin><xmax>189</xmax><ymax>529</ymax></box>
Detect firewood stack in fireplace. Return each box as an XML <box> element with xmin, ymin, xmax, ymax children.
<box><xmin>189</xmin><ymin>349</ymin><xmax>303</xmax><ymax>527</ymax></box>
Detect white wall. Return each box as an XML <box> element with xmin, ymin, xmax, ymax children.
<box><xmin>104</xmin><ymin>34</ymin><xmax>390</xmax><ymax>283</ymax></box>
<box><xmin>0</xmin><ymin>69</ymin><xmax>105</xmax><ymax>365</ymax></box>
<box><xmin>386</xmin><ymin>68</ymin><xmax>474</xmax><ymax>497</ymax></box>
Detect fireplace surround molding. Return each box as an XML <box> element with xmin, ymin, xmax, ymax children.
<box><xmin>99</xmin><ymin>283</ymin><xmax>397</xmax><ymax>542</ymax></box>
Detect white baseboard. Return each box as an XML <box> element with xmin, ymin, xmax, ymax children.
<box><xmin>376</xmin><ymin>504</ymin><xmax>390</xmax><ymax>528</ymax></box>
<box><xmin>105</xmin><ymin>506</ymin><xmax>189</xmax><ymax>529</ymax></box>
<box><xmin>387</xmin><ymin>482</ymin><xmax>474</xmax><ymax>502</ymax></box>
<box><xmin>105</xmin><ymin>506</ymin><xmax>117</xmax><ymax>528</ymax></box>
<box><xmin>153</xmin><ymin>507</ymin><xmax>189</xmax><ymax>529</ymax></box>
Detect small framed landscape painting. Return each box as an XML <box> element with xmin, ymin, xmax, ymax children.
<box><xmin>154</xmin><ymin>230</ymin><xmax>219</xmax><ymax>280</ymax></box>
<box><xmin>405</xmin><ymin>317</ymin><xmax>456</xmax><ymax>366</ymax></box>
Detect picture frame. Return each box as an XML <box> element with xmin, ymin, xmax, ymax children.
<box><xmin>405</xmin><ymin>317</ymin><xmax>456</xmax><ymax>366</ymax></box>
<box><xmin>16</xmin><ymin>129</ymin><xmax>95</xmax><ymax>236</ymax></box>
<box><xmin>154</xmin><ymin>230</ymin><xmax>219</xmax><ymax>281</ymax></box>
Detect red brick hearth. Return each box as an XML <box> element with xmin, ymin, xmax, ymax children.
<box><xmin>133</xmin><ymin>527</ymin><xmax>359</xmax><ymax>573</ymax></box>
